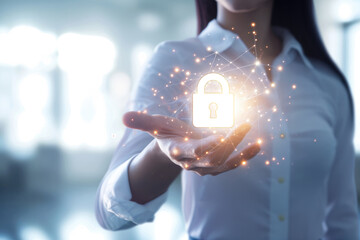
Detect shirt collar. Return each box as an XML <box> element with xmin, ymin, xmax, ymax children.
<box><xmin>272</xmin><ymin>26</ymin><xmax>314</xmax><ymax>69</ymax></box>
<box><xmin>198</xmin><ymin>19</ymin><xmax>313</xmax><ymax>69</ymax></box>
<box><xmin>198</xmin><ymin>19</ymin><xmax>241</xmax><ymax>53</ymax></box>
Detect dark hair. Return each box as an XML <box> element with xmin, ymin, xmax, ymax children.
<box><xmin>195</xmin><ymin>0</ymin><xmax>353</xmax><ymax>116</ymax></box>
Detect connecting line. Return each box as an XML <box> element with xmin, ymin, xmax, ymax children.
<box><xmin>169</xmin><ymin>96</ymin><xmax>191</xmax><ymax>118</ymax></box>
<box><xmin>201</xmin><ymin>51</ymin><xmax>217</xmax><ymax>59</ymax></box>
<box><xmin>220</xmin><ymin>45</ymin><xmax>256</xmax><ymax>69</ymax></box>
<box><xmin>212</xmin><ymin>54</ymin><xmax>255</xmax><ymax>88</ymax></box>
<box><xmin>209</xmin><ymin>53</ymin><xmax>218</xmax><ymax>72</ymax></box>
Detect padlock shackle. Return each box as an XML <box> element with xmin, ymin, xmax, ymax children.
<box><xmin>197</xmin><ymin>73</ymin><xmax>230</xmax><ymax>94</ymax></box>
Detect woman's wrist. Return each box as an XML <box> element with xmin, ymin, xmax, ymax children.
<box><xmin>146</xmin><ymin>139</ymin><xmax>181</xmax><ymax>170</ymax></box>
<box><xmin>129</xmin><ymin>139</ymin><xmax>182</xmax><ymax>204</ymax></box>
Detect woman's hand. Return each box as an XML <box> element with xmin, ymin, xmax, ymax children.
<box><xmin>123</xmin><ymin>111</ymin><xmax>260</xmax><ymax>176</ymax></box>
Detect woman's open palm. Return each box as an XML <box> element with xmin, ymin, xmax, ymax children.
<box><xmin>123</xmin><ymin>111</ymin><xmax>260</xmax><ymax>176</ymax></box>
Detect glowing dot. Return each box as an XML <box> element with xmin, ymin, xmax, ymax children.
<box><xmin>205</xmin><ymin>151</ymin><xmax>209</xmax><ymax>155</ymax></box>
<box><xmin>271</xmin><ymin>82</ymin><xmax>276</xmax><ymax>88</ymax></box>
<box><xmin>170</xmin><ymin>73</ymin><xmax>174</xmax><ymax>78</ymax></box>
<box><xmin>185</xmin><ymin>71</ymin><xmax>191</xmax><ymax>76</ymax></box>
<box><xmin>292</xmin><ymin>84</ymin><xmax>297</xmax><ymax>89</ymax></box>
<box><xmin>272</xmin><ymin>157</ymin><xmax>276</xmax><ymax>161</ymax></box>
<box><xmin>241</xmin><ymin>161</ymin><xmax>247</xmax><ymax>166</ymax></box>
<box><xmin>207</xmin><ymin>46</ymin><xmax>212</xmax><ymax>51</ymax></box>
<box><xmin>265</xmin><ymin>89</ymin><xmax>270</xmax><ymax>94</ymax></box>
<box><xmin>251</xmin><ymin>69</ymin><xmax>255</xmax><ymax>73</ymax></box>
<box><xmin>172</xmin><ymin>148</ymin><xmax>179</xmax><ymax>155</ymax></box>
<box><xmin>174</xmin><ymin>67</ymin><xmax>180</xmax><ymax>73</ymax></box>
<box><xmin>220</xmin><ymin>138</ymin><xmax>225</xmax><ymax>142</ymax></box>
<box><xmin>184</xmin><ymin>137</ymin><xmax>189</xmax><ymax>141</ymax></box>
<box><xmin>257</xmin><ymin>138</ymin><xmax>262</xmax><ymax>144</ymax></box>
<box><xmin>265</xmin><ymin>160</ymin><xmax>270</xmax><ymax>165</ymax></box>
<box><xmin>172</xmin><ymin>49</ymin><xmax>176</xmax><ymax>52</ymax></box>
<box><xmin>272</xmin><ymin>106</ymin><xmax>277</xmax><ymax>112</ymax></box>
<box><xmin>252</xmin><ymin>31</ymin><xmax>256</xmax><ymax>35</ymax></box>
<box><xmin>184</xmin><ymin>91</ymin><xmax>188</xmax><ymax>95</ymax></box>
<box><xmin>195</xmin><ymin>58</ymin><xmax>201</xmax><ymax>63</ymax></box>
<box><xmin>142</xmin><ymin>109</ymin><xmax>147</xmax><ymax>114</ymax></box>
<box><xmin>184</xmin><ymin>163</ymin><xmax>189</xmax><ymax>169</ymax></box>
<box><xmin>277</xmin><ymin>65</ymin><xmax>283</xmax><ymax>71</ymax></box>
<box><xmin>181</xmin><ymin>81</ymin><xmax>185</xmax><ymax>85</ymax></box>
<box><xmin>314</xmin><ymin>138</ymin><xmax>317</xmax><ymax>142</ymax></box>
<box><xmin>267</xmin><ymin>118</ymin><xmax>271</xmax><ymax>122</ymax></box>
<box><xmin>160</xmin><ymin>96</ymin><xmax>164</xmax><ymax>100</ymax></box>
<box><xmin>255</xmin><ymin>60</ymin><xmax>261</xmax><ymax>66</ymax></box>
<box><xmin>251</xmin><ymin>22</ymin><xmax>256</xmax><ymax>27</ymax></box>
<box><xmin>153</xmin><ymin>130</ymin><xmax>158</xmax><ymax>135</ymax></box>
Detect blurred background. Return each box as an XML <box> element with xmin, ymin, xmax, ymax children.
<box><xmin>0</xmin><ymin>0</ymin><xmax>359</xmax><ymax>239</ymax></box>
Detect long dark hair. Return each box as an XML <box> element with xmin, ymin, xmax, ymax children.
<box><xmin>195</xmin><ymin>0</ymin><xmax>353</xmax><ymax>115</ymax></box>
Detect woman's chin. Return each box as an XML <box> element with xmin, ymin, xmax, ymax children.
<box><xmin>217</xmin><ymin>0</ymin><xmax>271</xmax><ymax>13</ymax></box>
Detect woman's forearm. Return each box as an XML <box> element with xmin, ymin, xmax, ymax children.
<box><xmin>128</xmin><ymin>139</ymin><xmax>182</xmax><ymax>204</ymax></box>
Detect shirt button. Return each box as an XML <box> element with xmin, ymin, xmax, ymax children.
<box><xmin>280</xmin><ymin>133</ymin><xmax>285</xmax><ymax>139</ymax></box>
<box><xmin>278</xmin><ymin>215</ymin><xmax>285</xmax><ymax>222</ymax></box>
<box><xmin>278</xmin><ymin>177</ymin><xmax>285</xmax><ymax>184</ymax></box>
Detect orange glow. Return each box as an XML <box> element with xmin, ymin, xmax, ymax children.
<box><xmin>172</xmin><ymin>148</ymin><xmax>179</xmax><ymax>155</ymax></box>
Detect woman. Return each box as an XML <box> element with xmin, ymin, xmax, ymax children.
<box><xmin>96</xmin><ymin>0</ymin><xmax>359</xmax><ymax>239</ymax></box>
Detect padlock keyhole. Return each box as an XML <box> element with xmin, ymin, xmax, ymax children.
<box><xmin>209</xmin><ymin>102</ymin><xmax>218</xmax><ymax>119</ymax></box>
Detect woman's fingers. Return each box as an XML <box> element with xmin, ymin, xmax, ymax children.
<box><xmin>207</xmin><ymin>123</ymin><xmax>252</xmax><ymax>165</ymax></box>
<box><xmin>123</xmin><ymin>111</ymin><xmax>158</xmax><ymax>132</ymax></box>
<box><xmin>221</xmin><ymin>123</ymin><xmax>252</xmax><ymax>150</ymax></box>
<box><xmin>180</xmin><ymin>142</ymin><xmax>260</xmax><ymax>176</ymax></box>
<box><xmin>193</xmin><ymin>123</ymin><xmax>252</xmax><ymax>158</ymax></box>
<box><xmin>123</xmin><ymin>111</ymin><xmax>201</xmax><ymax>138</ymax></box>
<box><xmin>222</xmin><ymin>143</ymin><xmax>261</xmax><ymax>172</ymax></box>
<box><xmin>193</xmin><ymin>135</ymin><xmax>223</xmax><ymax>156</ymax></box>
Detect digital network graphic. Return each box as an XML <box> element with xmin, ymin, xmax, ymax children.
<box><xmin>139</xmin><ymin>22</ymin><xmax>299</xmax><ymax>167</ymax></box>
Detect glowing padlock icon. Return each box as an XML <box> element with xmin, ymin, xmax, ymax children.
<box><xmin>193</xmin><ymin>73</ymin><xmax>234</xmax><ymax>128</ymax></box>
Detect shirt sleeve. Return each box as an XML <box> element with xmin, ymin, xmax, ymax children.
<box><xmin>324</xmin><ymin>82</ymin><xmax>359</xmax><ymax>239</ymax></box>
<box><xmin>95</xmin><ymin>41</ymin><xmax>183</xmax><ymax>230</ymax></box>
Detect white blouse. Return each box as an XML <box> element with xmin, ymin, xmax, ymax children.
<box><xmin>96</xmin><ymin>20</ymin><xmax>359</xmax><ymax>240</ymax></box>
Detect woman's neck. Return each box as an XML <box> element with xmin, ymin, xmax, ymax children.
<box><xmin>216</xmin><ymin>1</ymin><xmax>282</xmax><ymax>66</ymax></box>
